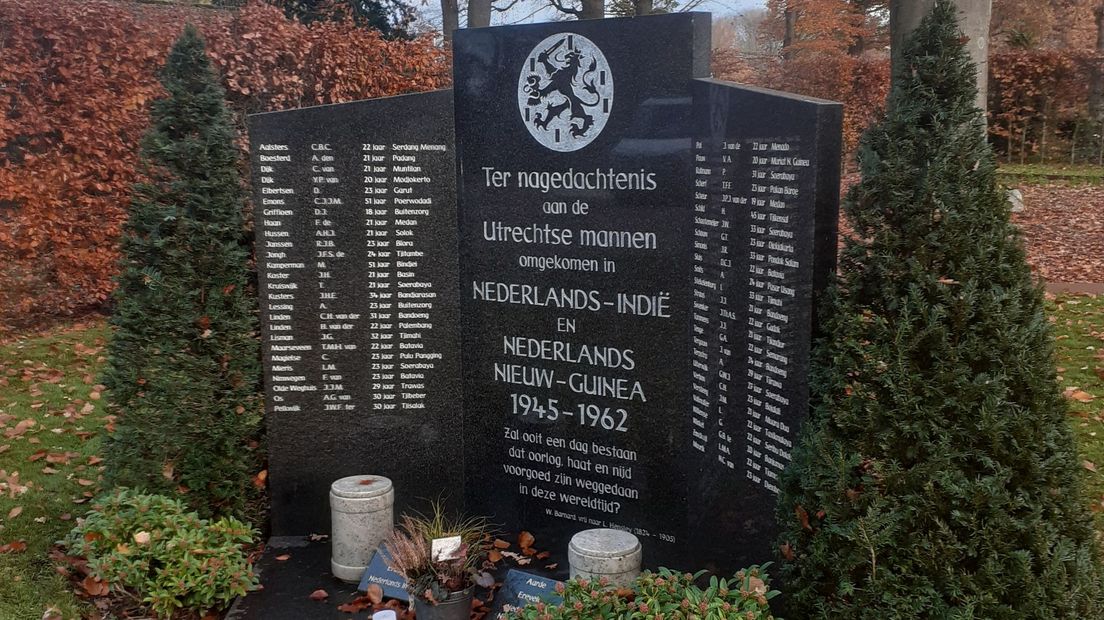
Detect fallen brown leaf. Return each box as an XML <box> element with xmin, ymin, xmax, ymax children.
<box><xmin>81</xmin><ymin>575</ymin><xmax>109</xmax><ymax>597</ymax></box>
<box><xmin>0</xmin><ymin>540</ymin><xmax>28</xmax><ymax>554</ymax></box>
<box><xmin>5</xmin><ymin>419</ymin><xmax>34</xmax><ymax>438</ymax></box>
<box><xmin>795</xmin><ymin>505</ymin><xmax>812</xmax><ymax>531</ymax></box>
<box><xmin>308</xmin><ymin>589</ymin><xmax>329</xmax><ymax>601</ymax></box>
<box><xmin>518</xmin><ymin>531</ymin><xmax>535</xmax><ymax>549</ymax></box>
<box><xmin>1071</xmin><ymin>390</ymin><xmax>1096</xmax><ymax>403</ymax></box>
<box><xmin>336</xmin><ymin>597</ymin><xmax>373</xmax><ymax>613</ymax></box>
<box><xmin>780</xmin><ymin>542</ymin><xmax>795</xmax><ymax>561</ymax></box>
<box><xmin>500</xmin><ymin>551</ymin><xmax>531</xmax><ymax>566</ymax></box>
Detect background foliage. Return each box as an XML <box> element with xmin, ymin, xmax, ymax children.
<box><xmin>0</xmin><ymin>0</ymin><xmax>450</xmax><ymax>331</ymax></box>
<box><xmin>713</xmin><ymin>1</ymin><xmax>1104</xmax><ymax>166</ymax></box>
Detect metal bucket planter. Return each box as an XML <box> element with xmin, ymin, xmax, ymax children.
<box><xmin>411</xmin><ymin>586</ymin><xmax>474</xmax><ymax>620</ymax></box>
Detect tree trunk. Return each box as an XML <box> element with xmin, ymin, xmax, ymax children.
<box><xmin>633</xmin><ymin>0</ymin><xmax>653</xmax><ymax>16</ymax></box>
<box><xmin>891</xmin><ymin>0</ymin><xmax>992</xmax><ymax>113</ymax></box>
<box><xmin>580</xmin><ymin>0</ymin><xmax>604</xmax><ymax>20</ymax></box>
<box><xmin>441</xmin><ymin>0</ymin><xmax>459</xmax><ymax>42</ymax></box>
<box><xmin>1089</xmin><ymin>5</ymin><xmax>1104</xmax><ymax>122</ymax></box>
<box><xmin>467</xmin><ymin>0</ymin><xmax>491</xmax><ymax>28</ymax></box>
<box><xmin>782</xmin><ymin>8</ymin><xmax>796</xmax><ymax>60</ymax></box>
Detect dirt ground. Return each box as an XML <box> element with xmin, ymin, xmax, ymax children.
<box><xmin>1012</xmin><ymin>184</ymin><xmax>1104</xmax><ymax>284</ymax></box>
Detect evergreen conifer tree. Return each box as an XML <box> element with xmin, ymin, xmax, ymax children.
<box><xmin>103</xmin><ymin>26</ymin><xmax>261</xmax><ymax>519</ymax></box>
<box><xmin>777</xmin><ymin>2</ymin><xmax>1104</xmax><ymax>617</ymax></box>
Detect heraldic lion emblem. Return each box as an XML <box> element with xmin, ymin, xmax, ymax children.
<box><xmin>517</xmin><ymin>33</ymin><xmax>614</xmax><ymax>152</ymax></box>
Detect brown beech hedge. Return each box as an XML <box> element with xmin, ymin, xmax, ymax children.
<box><xmin>0</xmin><ymin>0</ymin><xmax>450</xmax><ymax>327</ymax></box>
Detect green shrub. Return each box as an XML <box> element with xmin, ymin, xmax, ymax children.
<box><xmin>776</xmin><ymin>1</ymin><xmax>1104</xmax><ymax>618</ymax></box>
<box><xmin>101</xmin><ymin>24</ymin><xmax>261</xmax><ymax>519</ymax></box>
<box><xmin>65</xmin><ymin>489</ymin><xmax>257</xmax><ymax>619</ymax></box>
<box><xmin>506</xmin><ymin>566</ymin><xmax>778</xmax><ymax>620</ymax></box>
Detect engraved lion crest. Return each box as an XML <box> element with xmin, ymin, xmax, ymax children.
<box><xmin>517</xmin><ymin>33</ymin><xmax>613</xmax><ymax>152</ymax></box>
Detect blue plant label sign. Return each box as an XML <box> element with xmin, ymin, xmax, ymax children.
<box><xmin>491</xmin><ymin>569</ymin><xmax>563</xmax><ymax>619</ymax></box>
<box><xmin>358</xmin><ymin>546</ymin><xmax>409</xmax><ymax>602</ymax></box>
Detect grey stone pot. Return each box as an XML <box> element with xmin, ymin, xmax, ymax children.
<box><xmin>411</xmin><ymin>586</ymin><xmax>474</xmax><ymax>620</ymax></box>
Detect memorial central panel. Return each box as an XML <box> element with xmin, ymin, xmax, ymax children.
<box><xmin>455</xmin><ymin>15</ymin><xmax>712</xmax><ymax>567</ymax></box>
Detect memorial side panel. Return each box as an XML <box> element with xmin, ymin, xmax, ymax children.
<box><xmin>687</xmin><ymin>79</ymin><xmax>842</xmax><ymax>570</ymax></box>
<box><xmin>249</xmin><ymin>91</ymin><xmax>462</xmax><ymax>536</ymax></box>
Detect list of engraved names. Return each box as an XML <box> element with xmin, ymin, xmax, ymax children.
<box><xmin>692</xmin><ymin>136</ymin><xmax>810</xmax><ymax>495</ymax></box>
<box><xmin>255</xmin><ymin>139</ymin><xmax>451</xmax><ymax>420</ymax></box>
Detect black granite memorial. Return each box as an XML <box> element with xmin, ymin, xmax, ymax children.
<box><xmin>250</xmin><ymin>91</ymin><xmax>462</xmax><ymax>536</ymax></box>
<box><xmin>454</xmin><ymin>15</ymin><xmax>841</xmax><ymax>571</ymax></box>
<box><xmin>247</xmin><ymin>13</ymin><xmax>841</xmax><ymax>597</ymax></box>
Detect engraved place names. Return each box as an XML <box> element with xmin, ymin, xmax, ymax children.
<box><xmin>741</xmin><ymin>139</ymin><xmax>806</xmax><ymax>492</ymax></box>
<box><xmin>250</xmin><ymin>92</ymin><xmax>461</xmax><ymax>536</ymax></box>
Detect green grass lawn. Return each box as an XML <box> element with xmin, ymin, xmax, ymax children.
<box><xmin>997</xmin><ymin>163</ymin><xmax>1104</xmax><ymax>186</ymax></box>
<box><xmin>1051</xmin><ymin>294</ymin><xmax>1104</xmax><ymax>531</ymax></box>
<box><xmin>0</xmin><ymin>321</ymin><xmax>111</xmax><ymax>620</ymax></box>
<box><xmin>1</xmin><ymin>297</ymin><xmax>1102</xmax><ymax>619</ymax></box>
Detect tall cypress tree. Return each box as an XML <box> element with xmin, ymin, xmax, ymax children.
<box><xmin>777</xmin><ymin>2</ymin><xmax>1104</xmax><ymax>617</ymax></box>
<box><xmin>103</xmin><ymin>26</ymin><xmax>261</xmax><ymax>519</ymax></box>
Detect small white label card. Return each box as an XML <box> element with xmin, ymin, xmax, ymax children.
<box><xmin>431</xmin><ymin>535</ymin><xmax>464</xmax><ymax>562</ymax></box>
